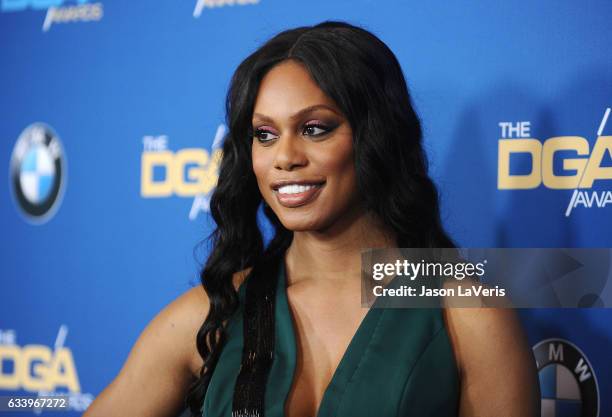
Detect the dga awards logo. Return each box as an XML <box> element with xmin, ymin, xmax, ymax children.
<box><xmin>498</xmin><ymin>107</ymin><xmax>612</xmax><ymax>216</ymax></box>
<box><xmin>9</xmin><ymin>123</ymin><xmax>67</xmax><ymax>224</ymax></box>
<box><xmin>0</xmin><ymin>326</ymin><xmax>93</xmax><ymax>413</ymax></box>
<box><xmin>140</xmin><ymin>125</ymin><xmax>224</xmax><ymax>221</ymax></box>
<box><xmin>0</xmin><ymin>0</ymin><xmax>103</xmax><ymax>32</ymax></box>
<box><xmin>533</xmin><ymin>338</ymin><xmax>599</xmax><ymax>417</ymax></box>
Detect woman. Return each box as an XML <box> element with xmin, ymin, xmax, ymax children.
<box><xmin>85</xmin><ymin>21</ymin><xmax>540</xmax><ymax>417</ymax></box>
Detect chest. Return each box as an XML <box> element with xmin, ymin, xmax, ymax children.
<box><xmin>201</xmin><ymin>277</ymin><xmax>460</xmax><ymax>417</ymax></box>
<box><xmin>283</xmin><ymin>283</ymin><xmax>369</xmax><ymax>417</ymax></box>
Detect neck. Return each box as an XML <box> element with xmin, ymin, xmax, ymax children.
<box><xmin>284</xmin><ymin>208</ymin><xmax>397</xmax><ymax>285</ymax></box>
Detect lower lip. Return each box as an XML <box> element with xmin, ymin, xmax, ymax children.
<box><xmin>274</xmin><ymin>184</ymin><xmax>325</xmax><ymax>208</ymax></box>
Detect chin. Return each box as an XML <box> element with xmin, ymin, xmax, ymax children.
<box><xmin>264</xmin><ymin>193</ymin><xmax>344</xmax><ymax>232</ymax></box>
<box><xmin>276</xmin><ymin>215</ymin><xmax>324</xmax><ymax>232</ymax></box>
<box><xmin>274</xmin><ymin>207</ymin><xmax>347</xmax><ymax>233</ymax></box>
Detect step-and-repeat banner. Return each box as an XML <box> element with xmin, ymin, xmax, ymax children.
<box><xmin>1</xmin><ymin>1</ymin><xmax>610</xmax><ymax>416</ymax></box>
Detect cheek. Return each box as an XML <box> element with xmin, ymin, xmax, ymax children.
<box><xmin>337</xmin><ymin>156</ymin><xmax>358</xmax><ymax>198</ymax></box>
<box><xmin>251</xmin><ymin>147</ymin><xmax>271</xmax><ymax>185</ymax></box>
<box><xmin>324</xmin><ymin>138</ymin><xmax>356</xmax><ymax>188</ymax></box>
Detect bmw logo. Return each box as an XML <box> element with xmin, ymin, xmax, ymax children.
<box><xmin>533</xmin><ymin>338</ymin><xmax>600</xmax><ymax>417</ymax></box>
<box><xmin>9</xmin><ymin>123</ymin><xmax>67</xmax><ymax>224</ymax></box>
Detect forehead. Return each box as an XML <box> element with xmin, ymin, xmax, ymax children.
<box><xmin>253</xmin><ymin>60</ymin><xmax>337</xmax><ymax>118</ymax></box>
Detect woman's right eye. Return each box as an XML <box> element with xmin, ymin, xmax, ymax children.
<box><xmin>252</xmin><ymin>128</ymin><xmax>279</xmax><ymax>143</ymax></box>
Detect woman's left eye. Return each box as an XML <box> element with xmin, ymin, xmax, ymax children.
<box><xmin>302</xmin><ymin>124</ymin><xmax>331</xmax><ymax>137</ymax></box>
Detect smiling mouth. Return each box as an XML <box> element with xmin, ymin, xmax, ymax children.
<box><xmin>272</xmin><ymin>181</ymin><xmax>326</xmax><ymax>208</ymax></box>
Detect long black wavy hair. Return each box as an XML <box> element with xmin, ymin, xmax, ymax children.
<box><xmin>185</xmin><ymin>20</ymin><xmax>456</xmax><ymax>416</ymax></box>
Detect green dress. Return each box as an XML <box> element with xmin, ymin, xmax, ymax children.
<box><xmin>201</xmin><ymin>259</ymin><xmax>460</xmax><ymax>416</ymax></box>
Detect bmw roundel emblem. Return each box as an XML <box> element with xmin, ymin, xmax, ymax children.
<box><xmin>9</xmin><ymin>123</ymin><xmax>67</xmax><ymax>224</ymax></box>
<box><xmin>533</xmin><ymin>338</ymin><xmax>599</xmax><ymax>417</ymax></box>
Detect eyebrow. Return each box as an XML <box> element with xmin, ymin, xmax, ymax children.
<box><xmin>252</xmin><ymin>104</ymin><xmax>342</xmax><ymax>124</ymax></box>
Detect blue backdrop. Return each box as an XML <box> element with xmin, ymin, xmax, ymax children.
<box><xmin>1</xmin><ymin>1</ymin><xmax>610</xmax><ymax>416</ymax></box>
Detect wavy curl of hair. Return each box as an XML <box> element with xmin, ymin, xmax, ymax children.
<box><xmin>185</xmin><ymin>20</ymin><xmax>455</xmax><ymax>416</ymax></box>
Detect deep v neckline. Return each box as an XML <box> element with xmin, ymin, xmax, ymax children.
<box><xmin>275</xmin><ymin>258</ymin><xmax>385</xmax><ymax>417</ymax></box>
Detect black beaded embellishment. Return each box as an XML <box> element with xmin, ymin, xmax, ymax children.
<box><xmin>231</xmin><ymin>259</ymin><xmax>279</xmax><ymax>417</ymax></box>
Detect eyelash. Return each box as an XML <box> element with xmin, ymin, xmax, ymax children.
<box><xmin>251</xmin><ymin>123</ymin><xmax>335</xmax><ymax>144</ymax></box>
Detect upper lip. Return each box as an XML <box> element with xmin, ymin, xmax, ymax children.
<box><xmin>271</xmin><ymin>178</ymin><xmax>326</xmax><ymax>191</ymax></box>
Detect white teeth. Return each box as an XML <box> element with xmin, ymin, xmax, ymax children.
<box><xmin>277</xmin><ymin>184</ymin><xmax>319</xmax><ymax>194</ymax></box>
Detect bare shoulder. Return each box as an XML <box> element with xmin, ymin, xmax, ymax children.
<box><xmin>442</xmin><ymin>307</ymin><xmax>540</xmax><ymax>417</ymax></box>
<box><xmin>442</xmin><ymin>307</ymin><xmax>529</xmax><ymax>369</ymax></box>
<box><xmin>232</xmin><ymin>266</ymin><xmax>253</xmax><ymax>291</ymax></box>
<box><xmin>83</xmin><ymin>267</ymin><xmax>252</xmax><ymax>417</ymax></box>
<box><xmin>180</xmin><ymin>266</ymin><xmax>253</xmax><ymax>375</ymax></box>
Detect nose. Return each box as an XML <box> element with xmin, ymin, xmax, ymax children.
<box><xmin>273</xmin><ymin>134</ymin><xmax>308</xmax><ymax>171</ymax></box>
